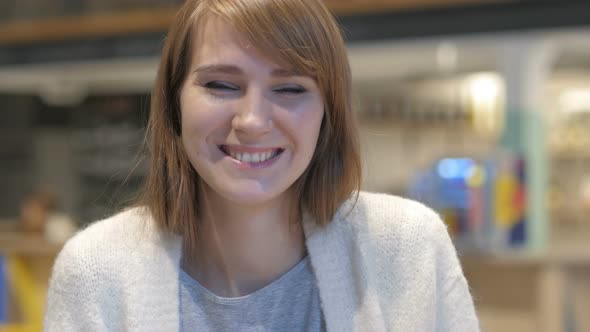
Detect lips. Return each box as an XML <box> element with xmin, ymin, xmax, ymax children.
<box><xmin>218</xmin><ymin>145</ymin><xmax>284</xmax><ymax>163</ymax></box>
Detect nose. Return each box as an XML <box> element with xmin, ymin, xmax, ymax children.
<box><xmin>232</xmin><ymin>88</ymin><xmax>273</xmax><ymax>137</ymax></box>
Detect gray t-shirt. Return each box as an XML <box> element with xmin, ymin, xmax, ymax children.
<box><xmin>179</xmin><ymin>256</ymin><xmax>326</xmax><ymax>331</ymax></box>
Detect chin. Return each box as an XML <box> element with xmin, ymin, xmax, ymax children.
<box><xmin>220</xmin><ymin>190</ymin><xmax>284</xmax><ymax>207</ymax></box>
<box><xmin>206</xmin><ymin>181</ymin><xmax>288</xmax><ymax>207</ymax></box>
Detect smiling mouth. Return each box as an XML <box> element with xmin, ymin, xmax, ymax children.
<box><xmin>218</xmin><ymin>145</ymin><xmax>284</xmax><ymax>163</ymax></box>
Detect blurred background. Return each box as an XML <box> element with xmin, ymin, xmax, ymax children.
<box><xmin>1</xmin><ymin>0</ymin><xmax>590</xmax><ymax>331</ymax></box>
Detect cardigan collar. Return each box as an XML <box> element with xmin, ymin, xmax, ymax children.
<box><xmin>301</xmin><ymin>209</ymin><xmax>357</xmax><ymax>331</ymax></box>
<box><xmin>155</xmin><ymin>195</ymin><xmax>378</xmax><ymax>332</ymax></box>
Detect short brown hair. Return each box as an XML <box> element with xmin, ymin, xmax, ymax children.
<box><xmin>140</xmin><ymin>0</ymin><xmax>361</xmax><ymax>245</ymax></box>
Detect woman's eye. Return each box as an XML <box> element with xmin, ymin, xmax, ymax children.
<box><xmin>204</xmin><ymin>81</ymin><xmax>239</xmax><ymax>91</ymax></box>
<box><xmin>274</xmin><ymin>85</ymin><xmax>307</xmax><ymax>95</ymax></box>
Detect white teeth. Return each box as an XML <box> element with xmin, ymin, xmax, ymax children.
<box><xmin>224</xmin><ymin>148</ymin><xmax>279</xmax><ymax>163</ymax></box>
<box><xmin>242</xmin><ymin>153</ymin><xmax>252</xmax><ymax>162</ymax></box>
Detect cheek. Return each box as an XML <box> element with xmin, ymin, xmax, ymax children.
<box><xmin>280</xmin><ymin>103</ymin><xmax>324</xmax><ymax>154</ymax></box>
<box><xmin>300</xmin><ymin>103</ymin><xmax>324</xmax><ymax>145</ymax></box>
<box><xmin>180</xmin><ymin>90</ymin><xmax>230</xmax><ymax>145</ymax></box>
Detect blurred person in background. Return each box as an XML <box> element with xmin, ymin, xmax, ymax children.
<box><xmin>19</xmin><ymin>187</ymin><xmax>77</xmax><ymax>244</ymax></box>
<box><xmin>19</xmin><ymin>188</ymin><xmax>57</xmax><ymax>235</ymax></box>
<box><xmin>43</xmin><ymin>0</ymin><xmax>479</xmax><ymax>331</ymax></box>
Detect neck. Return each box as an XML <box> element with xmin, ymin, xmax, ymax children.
<box><xmin>182</xmin><ymin>186</ymin><xmax>306</xmax><ymax>297</ymax></box>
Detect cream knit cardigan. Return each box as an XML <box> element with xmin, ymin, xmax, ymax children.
<box><xmin>44</xmin><ymin>191</ymin><xmax>480</xmax><ymax>331</ymax></box>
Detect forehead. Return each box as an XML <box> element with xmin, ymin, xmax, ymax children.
<box><xmin>190</xmin><ymin>15</ymin><xmax>287</xmax><ymax>70</ymax></box>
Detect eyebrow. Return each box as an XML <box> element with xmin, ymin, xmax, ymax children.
<box><xmin>193</xmin><ymin>64</ymin><xmax>303</xmax><ymax>78</ymax></box>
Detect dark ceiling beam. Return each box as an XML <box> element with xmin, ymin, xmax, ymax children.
<box><xmin>0</xmin><ymin>0</ymin><xmax>528</xmax><ymax>46</ymax></box>
<box><xmin>338</xmin><ymin>0</ymin><xmax>590</xmax><ymax>41</ymax></box>
<box><xmin>0</xmin><ymin>1</ymin><xmax>589</xmax><ymax>66</ymax></box>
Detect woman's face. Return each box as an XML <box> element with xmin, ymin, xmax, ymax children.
<box><xmin>179</xmin><ymin>16</ymin><xmax>324</xmax><ymax>207</ymax></box>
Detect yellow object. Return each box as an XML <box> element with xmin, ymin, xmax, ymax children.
<box><xmin>494</xmin><ymin>173</ymin><xmax>518</xmax><ymax>228</ymax></box>
<box><xmin>467</xmin><ymin>166</ymin><xmax>486</xmax><ymax>188</ymax></box>
<box><xmin>0</xmin><ymin>256</ymin><xmax>44</xmax><ymax>332</ymax></box>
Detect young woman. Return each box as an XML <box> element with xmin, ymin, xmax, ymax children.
<box><xmin>44</xmin><ymin>0</ymin><xmax>479</xmax><ymax>331</ymax></box>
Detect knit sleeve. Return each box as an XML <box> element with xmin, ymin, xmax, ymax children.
<box><xmin>43</xmin><ymin>236</ymin><xmax>112</xmax><ymax>331</ymax></box>
<box><xmin>431</xmin><ymin>213</ymin><xmax>480</xmax><ymax>332</ymax></box>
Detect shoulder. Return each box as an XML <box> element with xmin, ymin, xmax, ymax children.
<box><xmin>59</xmin><ymin>207</ymin><xmax>151</xmax><ymax>259</ymax></box>
<box><xmin>44</xmin><ymin>208</ymin><xmax>148</xmax><ymax>328</ymax></box>
<box><xmin>45</xmin><ymin>207</ymin><xmax>182</xmax><ymax>327</ymax></box>
<box><xmin>334</xmin><ymin>193</ymin><xmax>478</xmax><ymax>329</ymax></box>
<box><xmin>48</xmin><ymin>207</ymin><xmax>161</xmax><ymax>293</ymax></box>
<box><xmin>350</xmin><ymin>191</ymin><xmax>440</xmax><ymax>222</ymax></box>
<box><xmin>334</xmin><ymin>191</ymin><xmax>462</xmax><ymax>278</ymax></box>
<box><xmin>327</xmin><ymin>191</ymin><xmax>459</xmax><ymax>265</ymax></box>
<box><xmin>337</xmin><ymin>191</ymin><xmax>447</xmax><ymax>242</ymax></box>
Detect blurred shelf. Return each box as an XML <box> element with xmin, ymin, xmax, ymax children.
<box><xmin>477</xmin><ymin>309</ymin><xmax>536</xmax><ymax>332</ymax></box>
<box><xmin>324</xmin><ymin>0</ymin><xmax>496</xmax><ymax>15</ymax></box>
<box><xmin>461</xmin><ymin>236</ymin><xmax>590</xmax><ymax>332</ymax></box>
<box><xmin>551</xmin><ymin>151</ymin><xmax>590</xmax><ymax>161</ymax></box>
<box><xmin>0</xmin><ymin>232</ymin><xmax>62</xmax><ymax>256</ymax></box>
<box><xmin>0</xmin><ymin>8</ymin><xmax>177</xmax><ymax>45</ymax></box>
<box><xmin>460</xmin><ymin>241</ymin><xmax>590</xmax><ymax>266</ymax></box>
